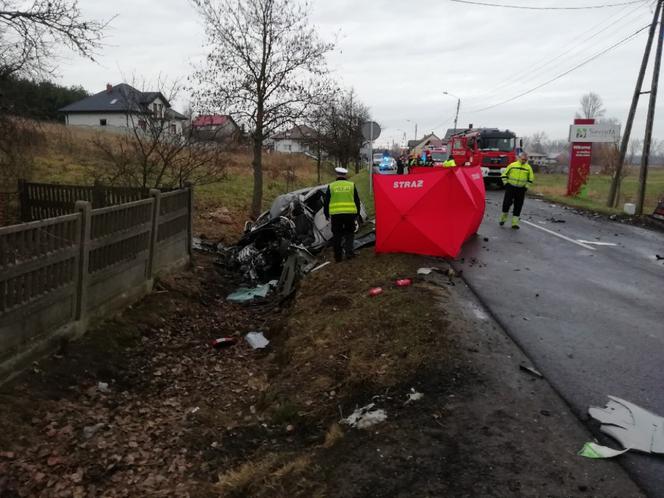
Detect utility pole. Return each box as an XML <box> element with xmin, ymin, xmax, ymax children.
<box><xmin>608</xmin><ymin>0</ymin><xmax>662</xmax><ymax>208</ymax></box>
<box><xmin>444</xmin><ymin>91</ymin><xmax>462</xmax><ymax>131</ymax></box>
<box><xmin>636</xmin><ymin>1</ymin><xmax>664</xmax><ymax>216</ymax></box>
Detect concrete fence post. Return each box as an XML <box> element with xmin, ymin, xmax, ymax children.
<box><xmin>17</xmin><ymin>179</ymin><xmax>29</xmax><ymax>222</ymax></box>
<box><xmin>185</xmin><ymin>183</ymin><xmax>194</xmax><ymax>261</ymax></box>
<box><xmin>147</xmin><ymin>189</ymin><xmax>161</xmax><ymax>279</ymax></box>
<box><xmin>74</xmin><ymin>201</ymin><xmax>92</xmax><ymax>321</ymax></box>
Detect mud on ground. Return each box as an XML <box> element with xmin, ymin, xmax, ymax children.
<box><xmin>0</xmin><ymin>251</ymin><xmax>643</xmax><ymax>497</ymax></box>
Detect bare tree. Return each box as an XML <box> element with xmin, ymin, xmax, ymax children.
<box><xmin>576</xmin><ymin>92</ymin><xmax>606</xmax><ymax>120</ymax></box>
<box><xmin>627</xmin><ymin>138</ymin><xmax>642</xmax><ymax>166</ymax></box>
<box><xmin>192</xmin><ymin>0</ymin><xmax>334</xmax><ymax>217</ymax></box>
<box><xmin>90</xmin><ymin>80</ymin><xmax>226</xmax><ymax>189</ymax></box>
<box><xmin>0</xmin><ymin>0</ymin><xmax>109</xmax><ymax>80</ymax></box>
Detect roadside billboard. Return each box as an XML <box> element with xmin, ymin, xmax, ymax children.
<box><xmin>568</xmin><ymin>124</ymin><xmax>621</xmax><ymax>144</ymax></box>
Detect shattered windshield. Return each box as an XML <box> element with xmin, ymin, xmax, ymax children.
<box><xmin>479</xmin><ymin>137</ymin><xmax>515</xmax><ymax>152</ymax></box>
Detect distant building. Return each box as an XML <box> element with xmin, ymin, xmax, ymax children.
<box><xmin>59</xmin><ymin>83</ymin><xmax>187</xmax><ymax>134</ymax></box>
<box><xmin>270</xmin><ymin>125</ymin><xmax>317</xmax><ymax>155</ymax></box>
<box><xmin>409</xmin><ymin>133</ymin><xmax>443</xmax><ymax>155</ymax></box>
<box><xmin>191</xmin><ymin>114</ymin><xmax>241</xmax><ymax>144</ymax></box>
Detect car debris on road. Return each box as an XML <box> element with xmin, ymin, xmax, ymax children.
<box><xmin>587</xmin><ymin>396</ymin><xmax>664</xmax><ymax>456</ymax></box>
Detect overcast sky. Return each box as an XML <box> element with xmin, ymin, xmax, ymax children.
<box><xmin>57</xmin><ymin>0</ymin><xmax>663</xmax><ymax>147</ymax></box>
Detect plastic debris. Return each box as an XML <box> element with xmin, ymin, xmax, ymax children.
<box><xmin>342</xmin><ymin>403</ymin><xmax>387</xmax><ymax>429</ymax></box>
<box><xmin>519</xmin><ymin>364</ymin><xmax>544</xmax><ymax>378</ymax></box>
<box><xmin>311</xmin><ymin>261</ymin><xmax>331</xmax><ymax>273</ymax></box>
<box><xmin>368</xmin><ymin>287</ymin><xmax>384</xmax><ymax>297</ymax></box>
<box><xmin>227</xmin><ymin>284</ymin><xmax>272</xmax><ymax>303</ymax></box>
<box><xmin>405</xmin><ymin>389</ymin><xmax>424</xmax><ymax>404</ymax></box>
<box><xmin>417</xmin><ymin>268</ymin><xmax>434</xmax><ymax>276</ymax></box>
<box><xmin>245</xmin><ymin>332</ymin><xmax>270</xmax><ymax>350</ymax></box>
<box><xmin>578</xmin><ymin>442</ymin><xmax>629</xmax><ymax>459</ymax></box>
<box><xmin>395</xmin><ymin>278</ymin><xmax>412</xmax><ymax>287</ymax></box>
<box><xmin>588</xmin><ymin>396</ymin><xmax>664</xmax><ymax>455</ymax></box>
<box><xmin>210</xmin><ymin>337</ymin><xmax>237</xmax><ymax>349</ymax></box>
<box><xmin>97</xmin><ymin>382</ymin><xmax>110</xmax><ymax>393</ymax></box>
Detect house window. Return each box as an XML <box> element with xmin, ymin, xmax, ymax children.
<box><xmin>138</xmin><ymin>119</ymin><xmax>147</xmax><ymax>130</ymax></box>
<box><xmin>170</xmin><ymin>124</ymin><xmax>176</xmax><ymax>134</ymax></box>
<box><xmin>159</xmin><ymin>104</ymin><xmax>164</xmax><ymax>118</ymax></box>
<box><xmin>99</xmin><ymin>119</ymin><xmax>107</xmax><ymax>126</ymax></box>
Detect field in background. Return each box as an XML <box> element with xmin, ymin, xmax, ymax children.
<box><xmin>13</xmin><ymin>121</ymin><xmax>337</xmax><ymax>240</ymax></box>
<box><xmin>532</xmin><ymin>168</ymin><xmax>664</xmax><ymax>215</ymax></box>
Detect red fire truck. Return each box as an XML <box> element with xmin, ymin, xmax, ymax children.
<box><xmin>448</xmin><ymin>128</ymin><xmax>519</xmax><ymax>185</ymax></box>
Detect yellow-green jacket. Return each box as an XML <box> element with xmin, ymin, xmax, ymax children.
<box><xmin>502</xmin><ymin>161</ymin><xmax>534</xmax><ymax>188</ymax></box>
<box><xmin>442</xmin><ymin>159</ymin><xmax>457</xmax><ymax>168</ymax></box>
<box><xmin>324</xmin><ymin>179</ymin><xmax>360</xmax><ymax>216</ymax></box>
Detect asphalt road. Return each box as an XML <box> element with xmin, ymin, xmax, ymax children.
<box><xmin>456</xmin><ymin>189</ymin><xmax>664</xmax><ymax>497</ymax></box>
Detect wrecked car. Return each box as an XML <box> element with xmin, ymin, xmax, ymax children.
<box><xmin>245</xmin><ymin>184</ymin><xmax>368</xmax><ymax>252</ymax></box>
<box><xmin>222</xmin><ymin>184</ymin><xmax>369</xmax><ymax>297</ymax></box>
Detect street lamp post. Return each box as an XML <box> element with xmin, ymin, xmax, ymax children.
<box><xmin>443</xmin><ymin>91</ymin><xmax>461</xmax><ymax>130</ymax></box>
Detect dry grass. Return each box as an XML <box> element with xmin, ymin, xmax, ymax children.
<box><xmin>263</xmin><ymin>251</ymin><xmax>452</xmax><ymax>421</ymax></box>
<box><xmin>216</xmin><ymin>454</ymin><xmax>312</xmax><ymax>497</ymax></box>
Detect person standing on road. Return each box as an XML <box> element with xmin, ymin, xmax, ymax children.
<box><xmin>500</xmin><ymin>152</ymin><xmax>534</xmax><ymax>230</ymax></box>
<box><xmin>396</xmin><ymin>156</ymin><xmax>405</xmax><ymax>175</ymax></box>
<box><xmin>324</xmin><ymin>167</ymin><xmax>362</xmax><ymax>262</ymax></box>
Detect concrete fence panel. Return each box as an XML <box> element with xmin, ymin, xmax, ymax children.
<box><xmin>0</xmin><ymin>186</ymin><xmax>193</xmax><ymax>383</ymax></box>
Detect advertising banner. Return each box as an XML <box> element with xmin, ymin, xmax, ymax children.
<box><xmin>567</xmin><ymin>118</ymin><xmax>594</xmax><ymax>197</ymax></box>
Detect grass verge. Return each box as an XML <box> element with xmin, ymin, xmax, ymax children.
<box><xmin>532</xmin><ymin>168</ymin><xmax>664</xmax><ymax>215</ymax></box>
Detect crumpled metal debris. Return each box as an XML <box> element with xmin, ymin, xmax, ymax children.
<box><xmin>220</xmin><ymin>184</ymin><xmax>368</xmax><ymax>301</ymax></box>
<box><xmin>588</xmin><ymin>396</ymin><xmax>664</xmax><ymax>455</ymax></box>
<box><xmin>342</xmin><ymin>403</ymin><xmax>387</xmax><ymax>429</ymax></box>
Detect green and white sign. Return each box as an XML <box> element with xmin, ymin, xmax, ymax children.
<box><xmin>569</xmin><ymin>124</ymin><xmax>621</xmax><ymax>143</ymax></box>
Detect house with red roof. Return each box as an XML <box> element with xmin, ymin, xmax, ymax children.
<box><xmin>191</xmin><ymin>114</ymin><xmax>241</xmax><ymax>143</ymax></box>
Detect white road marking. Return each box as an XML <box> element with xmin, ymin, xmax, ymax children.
<box><xmin>577</xmin><ymin>240</ymin><xmax>618</xmax><ymax>247</ymax></box>
<box><xmin>521</xmin><ymin>220</ymin><xmax>597</xmax><ymax>251</ymax></box>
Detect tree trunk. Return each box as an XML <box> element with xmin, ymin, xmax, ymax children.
<box><xmin>251</xmin><ymin>137</ymin><xmax>263</xmax><ymax>218</ymax></box>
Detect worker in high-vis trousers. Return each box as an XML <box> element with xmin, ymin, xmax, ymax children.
<box><xmin>324</xmin><ymin>167</ymin><xmax>362</xmax><ymax>262</ymax></box>
<box><xmin>500</xmin><ymin>152</ymin><xmax>535</xmax><ymax>230</ymax></box>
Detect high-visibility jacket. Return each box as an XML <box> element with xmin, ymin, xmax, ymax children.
<box><xmin>502</xmin><ymin>161</ymin><xmax>534</xmax><ymax>188</ymax></box>
<box><xmin>443</xmin><ymin>159</ymin><xmax>457</xmax><ymax>168</ymax></box>
<box><xmin>328</xmin><ymin>180</ymin><xmax>358</xmax><ymax>215</ymax></box>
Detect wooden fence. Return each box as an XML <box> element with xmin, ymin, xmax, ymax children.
<box><xmin>0</xmin><ymin>186</ymin><xmax>193</xmax><ymax>383</ymax></box>
<box><xmin>18</xmin><ymin>180</ymin><xmax>153</xmax><ymax>222</ymax></box>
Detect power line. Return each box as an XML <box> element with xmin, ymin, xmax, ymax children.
<box><xmin>448</xmin><ymin>0</ymin><xmax>646</xmax><ymax>10</ymax></box>
<box><xmin>468</xmin><ymin>23</ymin><xmax>651</xmax><ymax>113</ymax></box>
<box><xmin>468</xmin><ymin>1</ymin><xmax>651</xmax><ymax>108</ymax></box>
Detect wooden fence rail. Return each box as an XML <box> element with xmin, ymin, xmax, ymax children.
<box><xmin>17</xmin><ymin>180</ymin><xmax>153</xmax><ymax>222</ymax></box>
<box><xmin>0</xmin><ymin>186</ymin><xmax>193</xmax><ymax>384</ymax></box>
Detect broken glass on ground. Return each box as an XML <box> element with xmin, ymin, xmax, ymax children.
<box><xmin>588</xmin><ymin>396</ymin><xmax>664</xmax><ymax>455</ymax></box>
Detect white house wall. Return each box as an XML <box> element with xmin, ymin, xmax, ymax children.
<box><xmin>275</xmin><ymin>139</ymin><xmax>309</xmax><ymax>154</ymax></box>
<box><xmin>66</xmin><ymin>113</ymin><xmax>128</xmax><ymax>128</ymax></box>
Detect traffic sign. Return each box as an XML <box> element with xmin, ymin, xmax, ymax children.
<box><xmin>361</xmin><ymin>121</ymin><xmax>381</xmax><ymax>141</ymax></box>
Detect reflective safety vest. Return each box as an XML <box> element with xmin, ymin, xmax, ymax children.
<box><xmin>329</xmin><ymin>180</ymin><xmax>358</xmax><ymax>215</ymax></box>
<box><xmin>443</xmin><ymin>159</ymin><xmax>457</xmax><ymax>168</ymax></box>
<box><xmin>502</xmin><ymin>161</ymin><xmax>535</xmax><ymax>188</ymax></box>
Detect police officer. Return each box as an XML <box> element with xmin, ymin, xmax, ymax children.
<box><xmin>324</xmin><ymin>167</ymin><xmax>362</xmax><ymax>262</ymax></box>
<box><xmin>500</xmin><ymin>152</ymin><xmax>534</xmax><ymax>229</ymax></box>
<box><xmin>396</xmin><ymin>156</ymin><xmax>405</xmax><ymax>175</ymax></box>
